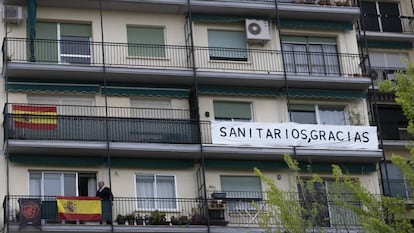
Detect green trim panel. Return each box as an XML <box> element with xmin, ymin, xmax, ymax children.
<box><xmin>299</xmin><ymin>163</ymin><xmax>376</xmax><ymax>173</ymax></box>
<box><xmin>365</xmin><ymin>40</ymin><xmax>413</xmax><ymax>49</ymax></box>
<box><xmin>111</xmin><ymin>158</ymin><xmax>194</xmax><ymax>169</ymax></box>
<box><xmin>279</xmin><ymin>20</ymin><xmax>353</xmax><ymax>31</ymax></box>
<box><xmin>9</xmin><ymin>154</ymin><xmax>105</xmax><ymax>166</ymax></box>
<box><xmin>7</xmin><ymin>82</ymin><xmax>100</xmax><ymax>94</ymax></box>
<box><xmin>287</xmin><ymin>89</ymin><xmax>366</xmax><ymax>99</ymax></box>
<box><xmin>103</xmin><ymin>86</ymin><xmax>189</xmax><ymax>98</ymax></box>
<box><xmin>205</xmin><ymin>159</ymin><xmax>376</xmax><ymax>174</ymax></box>
<box><xmin>192</xmin><ymin>15</ymin><xmax>246</xmax><ymax>22</ymax></box>
<box><xmin>204</xmin><ymin>160</ymin><xmax>287</xmax><ymax>170</ymax></box>
<box><xmin>199</xmin><ymin>86</ymin><xmax>279</xmax><ymax>97</ymax></box>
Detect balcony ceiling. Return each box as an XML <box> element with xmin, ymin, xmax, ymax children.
<box><xmin>7</xmin><ymin>0</ymin><xmax>360</xmax><ymax>22</ymax></box>
<box><xmin>7</xmin><ymin>63</ymin><xmax>372</xmax><ymax>90</ymax></box>
<box><xmin>7</xmin><ymin>140</ymin><xmax>202</xmax><ymax>159</ymax></box>
<box><xmin>6</xmin><ymin>63</ymin><xmax>195</xmax><ymax>86</ymax></box>
<box><xmin>202</xmin><ymin>145</ymin><xmax>383</xmax><ymax>163</ymax></box>
<box><xmin>7</xmin><ymin>140</ymin><xmax>382</xmax><ymax>163</ymax></box>
<box><xmin>360</xmin><ymin>31</ymin><xmax>414</xmax><ymax>41</ymax></box>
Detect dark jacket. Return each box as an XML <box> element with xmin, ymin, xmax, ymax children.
<box><xmin>96</xmin><ymin>187</ymin><xmax>113</xmax><ymax>201</ymax></box>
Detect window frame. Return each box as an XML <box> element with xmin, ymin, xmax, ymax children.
<box><xmin>126</xmin><ymin>25</ymin><xmax>166</xmax><ymax>58</ymax></box>
<box><xmin>220</xmin><ymin>175</ymin><xmax>263</xmax><ymax>212</ymax></box>
<box><xmin>213</xmin><ymin>101</ymin><xmax>253</xmax><ymax>122</ymax></box>
<box><xmin>297</xmin><ymin>179</ymin><xmax>360</xmax><ymax>227</ymax></box>
<box><xmin>282</xmin><ymin>36</ymin><xmax>340</xmax><ymax>76</ymax></box>
<box><xmin>135</xmin><ymin>173</ymin><xmax>178</xmax><ymax>211</ymax></box>
<box><xmin>290</xmin><ymin>104</ymin><xmax>348</xmax><ymax>125</ymax></box>
<box><xmin>207</xmin><ymin>29</ymin><xmax>248</xmax><ymax>62</ymax></box>
<box><xmin>28</xmin><ymin>171</ymin><xmax>79</xmax><ymax>197</ymax></box>
<box><xmin>360</xmin><ymin>1</ymin><xmax>403</xmax><ymax>33</ymax></box>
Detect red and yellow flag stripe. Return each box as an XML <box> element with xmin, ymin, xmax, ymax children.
<box><xmin>12</xmin><ymin>105</ymin><xmax>57</xmax><ymax>130</ymax></box>
<box><xmin>57</xmin><ymin>196</ymin><xmax>102</xmax><ymax>221</ymax></box>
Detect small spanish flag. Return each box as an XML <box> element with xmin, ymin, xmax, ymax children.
<box><xmin>12</xmin><ymin>105</ymin><xmax>57</xmax><ymax>130</ymax></box>
<box><xmin>57</xmin><ymin>196</ymin><xmax>102</xmax><ymax>221</ymax></box>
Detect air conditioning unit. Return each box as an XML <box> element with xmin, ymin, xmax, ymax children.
<box><xmin>245</xmin><ymin>19</ymin><xmax>271</xmax><ymax>44</ymax></box>
<box><xmin>3</xmin><ymin>6</ymin><xmax>23</xmax><ymax>24</ymax></box>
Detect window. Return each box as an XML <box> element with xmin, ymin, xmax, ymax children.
<box><xmin>35</xmin><ymin>22</ymin><xmax>92</xmax><ymax>64</ymax></box>
<box><xmin>290</xmin><ymin>104</ymin><xmax>347</xmax><ymax>125</ymax></box>
<box><xmin>127</xmin><ymin>26</ymin><xmax>165</xmax><ymax>57</ymax></box>
<box><xmin>376</xmin><ymin>105</ymin><xmax>412</xmax><ymax>140</ymax></box>
<box><xmin>298</xmin><ymin>180</ymin><xmax>359</xmax><ymax>227</ymax></box>
<box><xmin>208</xmin><ymin>30</ymin><xmax>247</xmax><ymax>61</ymax></box>
<box><xmin>380</xmin><ymin>162</ymin><xmax>412</xmax><ymax>199</ymax></box>
<box><xmin>213</xmin><ymin>101</ymin><xmax>252</xmax><ymax>121</ymax></box>
<box><xmin>220</xmin><ymin>176</ymin><xmax>262</xmax><ymax>211</ymax></box>
<box><xmin>361</xmin><ymin>1</ymin><xmax>402</xmax><ymax>33</ymax></box>
<box><xmin>282</xmin><ymin>36</ymin><xmax>339</xmax><ymax>76</ymax></box>
<box><xmin>136</xmin><ymin>174</ymin><xmax>177</xmax><ymax>210</ymax></box>
<box><xmin>28</xmin><ymin>95</ymin><xmax>95</xmax><ymax>116</ymax></box>
<box><xmin>29</xmin><ymin>171</ymin><xmax>97</xmax><ymax>197</ymax></box>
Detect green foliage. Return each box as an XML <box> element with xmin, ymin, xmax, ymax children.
<box><xmin>255</xmin><ymin>154</ymin><xmax>414</xmax><ymax>233</ymax></box>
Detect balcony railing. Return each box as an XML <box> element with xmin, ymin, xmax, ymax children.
<box><xmin>4</xmin><ymin>38</ymin><xmax>364</xmax><ymax>77</ymax></box>
<box><xmin>5</xmin><ymin>103</ymin><xmax>203</xmax><ymax>144</ymax></box>
<box><xmin>377</xmin><ymin>122</ymin><xmax>414</xmax><ymax>141</ymax></box>
<box><xmin>370</xmin><ymin>66</ymin><xmax>405</xmax><ymax>84</ymax></box>
<box><xmin>194</xmin><ymin>0</ymin><xmax>356</xmax><ymax>7</ymax></box>
<box><xmin>361</xmin><ymin>15</ymin><xmax>414</xmax><ymax>33</ymax></box>
<box><xmin>3</xmin><ymin>194</ymin><xmax>362</xmax><ymax>228</ymax></box>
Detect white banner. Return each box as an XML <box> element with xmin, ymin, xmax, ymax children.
<box><xmin>211</xmin><ymin>122</ymin><xmax>379</xmax><ymax>150</ymax></box>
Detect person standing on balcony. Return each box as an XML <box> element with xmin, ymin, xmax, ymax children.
<box><xmin>96</xmin><ymin>181</ymin><xmax>113</xmax><ymax>224</ymax></box>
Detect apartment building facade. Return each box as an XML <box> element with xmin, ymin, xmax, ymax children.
<box><xmin>0</xmin><ymin>0</ymin><xmax>411</xmax><ymax>232</ymax></box>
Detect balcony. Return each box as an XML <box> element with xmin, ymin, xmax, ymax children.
<box><xmin>3</xmin><ymin>193</ymin><xmax>362</xmax><ymax>232</ymax></box>
<box><xmin>370</xmin><ymin>66</ymin><xmax>404</xmax><ymax>85</ymax></box>
<box><xmin>4</xmin><ymin>38</ymin><xmax>369</xmax><ymax>89</ymax></box>
<box><xmin>6</xmin><ymin>0</ymin><xmax>359</xmax><ymax>22</ymax></box>
<box><xmin>5</xmin><ymin>103</ymin><xmax>203</xmax><ymax>156</ymax></box>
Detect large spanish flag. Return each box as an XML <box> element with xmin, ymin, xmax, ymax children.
<box><xmin>12</xmin><ymin>105</ymin><xmax>57</xmax><ymax>130</ymax></box>
<box><xmin>57</xmin><ymin>196</ymin><xmax>102</xmax><ymax>221</ymax></box>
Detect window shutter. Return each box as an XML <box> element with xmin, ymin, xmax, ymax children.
<box><xmin>127</xmin><ymin>26</ymin><xmax>165</xmax><ymax>57</ymax></box>
<box><xmin>220</xmin><ymin>176</ymin><xmax>262</xmax><ymax>199</ymax></box>
<box><xmin>60</xmin><ymin>23</ymin><xmax>91</xmax><ymax>37</ymax></box>
<box><xmin>208</xmin><ymin>30</ymin><xmax>247</xmax><ymax>60</ymax></box>
<box><xmin>214</xmin><ymin>102</ymin><xmax>251</xmax><ymax>120</ymax></box>
<box><xmin>35</xmin><ymin>22</ymin><xmax>58</xmax><ymax>62</ymax></box>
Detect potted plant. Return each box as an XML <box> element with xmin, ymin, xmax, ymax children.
<box><xmin>135</xmin><ymin>214</ymin><xmax>143</xmax><ymax>225</ymax></box>
<box><xmin>148</xmin><ymin>210</ymin><xmax>167</xmax><ymax>225</ymax></box>
<box><xmin>116</xmin><ymin>214</ymin><xmax>126</xmax><ymax>225</ymax></box>
<box><xmin>125</xmin><ymin>213</ymin><xmax>135</xmax><ymax>225</ymax></box>
<box><xmin>171</xmin><ymin>215</ymin><xmax>189</xmax><ymax>225</ymax></box>
<box><xmin>189</xmin><ymin>213</ymin><xmax>207</xmax><ymax>225</ymax></box>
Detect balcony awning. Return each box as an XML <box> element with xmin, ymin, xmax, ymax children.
<box><xmin>198</xmin><ymin>86</ymin><xmax>279</xmax><ymax>97</ymax></box>
<box><xmin>299</xmin><ymin>163</ymin><xmax>376</xmax><ymax>173</ymax></box>
<box><xmin>205</xmin><ymin>159</ymin><xmax>287</xmax><ymax>170</ymax></box>
<box><xmin>7</xmin><ymin>82</ymin><xmax>100</xmax><ymax>94</ymax></box>
<box><xmin>103</xmin><ymin>86</ymin><xmax>189</xmax><ymax>98</ymax></box>
<box><xmin>9</xmin><ymin>154</ymin><xmax>105</xmax><ymax>166</ymax></box>
<box><xmin>192</xmin><ymin>14</ymin><xmax>245</xmax><ymax>22</ymax></box>
<box><xmin>111</xmin><ymin>158</ymin><xmax>194</xmax><ymax>169</ymax></box>
<box><xmin>287</xmin><ymin>89</ymin><xmax>366</xmax><ymax>99</ymax></box>
<box><xmin>279</xmin><ymin>19</ymin><xmax>353</xmax><ymax>31</ymax></box>
<box><xmin>365</xmin><ymin>40</ymin><xmax>413</xmax><ymax>49</ymax></box>
<box><xmin>205</xmin><ymin>159</ymin><xmax>376</xmax><ymax>173</ymax></box>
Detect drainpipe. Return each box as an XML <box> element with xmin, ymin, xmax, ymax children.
<box><xmin>98</xmin><ymin>1</ymin><xmax>113</xmax><ymax>232</ymax></box>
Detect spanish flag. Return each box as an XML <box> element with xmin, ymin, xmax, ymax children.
<box><xmin>12</xmin><ymin>105</ymin><xmax>57</xmax><ymax>130</ymax></box>
<box><xmin>57</xmin><ymin>196</ymin><xmax>102</xmax><ymax>221</ymax></box>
